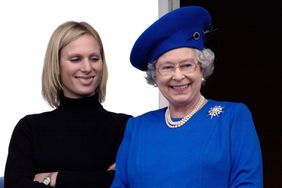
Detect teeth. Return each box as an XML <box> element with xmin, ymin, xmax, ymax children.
<box><xmin>75</xmin><ymin>76</ymin><xmax>94</xmax><ymax>79</ymax></box>
<box><xmin>173</xmin><ymin>85</ymin><xmax>187</xmax><ymax>89</ymax></box>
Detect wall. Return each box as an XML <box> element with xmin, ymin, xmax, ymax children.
<box><xmin>0</xmin><ymin>0</ymin><xmax>159</xmax><ymax>175</ymax></box>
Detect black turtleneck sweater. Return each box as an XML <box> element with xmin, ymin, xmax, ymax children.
<box><xmin>4</xmin><ymin>95</ymin><xmax>132</xmax><ymax>188</ymax></box>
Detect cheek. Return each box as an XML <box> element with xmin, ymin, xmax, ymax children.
<box><xmin>59</xmin><ymin>66</ymin><xmax>76</xmax><ymax>85</ymax></box>
<box><xmin>93</xmin><ymin>62</ymin><xmax>103</xmax><ymax>72</ymax></box>
<box><xmin>192</xmin><ymin>69</ymin><xmax>204</xmax><ymax>81</ymax></box>
<box><xmin>59</xmin><ymin>71</ymin><xmax>69</xmax><ymax>86</ymax></box>
<box><xmin>97</xmin><ymin>73</ymin><xmax>103</xmax><ymax>84</ymax></box>
<box><xmin>94</xmin><ymin>64</ymin><xmax>104</xmax><ymax>81</ymax></box>
<box><xmin>154</xmin><ymin>75</ymin><xmax>165</xmax><ymax>86</ymax></box>
<box><xmin>60</xmin><ymin>62</ymin><xmax>73</xmax><ymax>76</ymax></box>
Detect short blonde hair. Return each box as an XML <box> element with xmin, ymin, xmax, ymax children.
<box><xmin>42</xmin><ymin>21</ymin><xmax>108</xmax><ymax>108</ymax></box>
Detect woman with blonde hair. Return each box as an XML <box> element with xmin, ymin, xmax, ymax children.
<box><xmin>5</xmin><ymin>21</ymin><xmax>132</xmax><ymax>187</ymax></box>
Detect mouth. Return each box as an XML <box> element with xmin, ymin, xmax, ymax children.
<box><xmin>169</xmin><ymin>83</ymin><xmax>190</xmax><ymax>93</ymax></box>
<box><xmin>75</xmin><ymin>76</ymin><xmax>95</xmax><ymax>79</ymax></box>
<box><xmin>74</xmin><ymin>76</ymin><xmax>95</xmax><ymax>85</ymax></box>
<box><xmin>170</xmin><ymin>84</ymin><xmax>189</xmax><ymax>89</ymax></box>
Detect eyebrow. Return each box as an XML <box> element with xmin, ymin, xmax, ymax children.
<box><xmin>159</xmin><ymin>58</ymin><xmax>197</xmax><ymax>65</ymax></box>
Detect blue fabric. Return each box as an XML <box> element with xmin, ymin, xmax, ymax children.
<box><xmin>111</xmin><ymin>100</ymin><xmax>263</xmax><ymax>188</ymax></box>
<box><xmin>130</xmin><ymin>6</ymin><xmax>211</xmax><ymax>71</ymax></box>
<box><xmin>0</xmin><ymin>176</ymin><xmax>3</xmax><ymax>188</ymax></box>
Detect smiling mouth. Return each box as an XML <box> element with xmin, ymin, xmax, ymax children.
<box><xmin>170</xmin><ymin>84</ymin><xmax>189</xmax><ymax>89</ymax></box>
<box><xmin>75</xmin><ymin>76</ymin><xmax>95</xmax><ymax>79</ymax></box>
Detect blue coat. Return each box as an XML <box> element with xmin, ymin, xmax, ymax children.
<box><xmin>111</xmin><ymin>100</ymin><xmax>263</xmax><ymax>188</ymax></box>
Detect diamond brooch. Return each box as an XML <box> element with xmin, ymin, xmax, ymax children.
<box><xmin>208</xmin><ymin>105</ymin><xmax>224</xmax><ymax>118</ymax></box>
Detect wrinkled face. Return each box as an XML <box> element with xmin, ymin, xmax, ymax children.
<box><xmin>59</xmin><ymin>34</ymin><xmax>103</xmax><ymax>99</ymax></box>
<box><xmin>155</xmin><ymin>47</ymin><xmax>203</xmax><ymax>107</ymax></box>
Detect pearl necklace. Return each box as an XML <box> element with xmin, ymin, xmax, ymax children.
<box><xmin>165</xmin><ymin>95</ymin><xmax>205</xmax><ymax>128</ymax></box>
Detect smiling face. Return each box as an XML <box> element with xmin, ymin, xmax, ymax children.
<box><xmin>59</xmin><ymin>34</ymin><xmax>103</xmax><ymax>99</ymax></box>
<box><xmin>155</xmin><ymin>47</ymin><xmax>203</xmax><ymax>108</ymax></box>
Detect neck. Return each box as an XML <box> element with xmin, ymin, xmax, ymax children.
<box><xmin>165</xmin><ymin>95</ymin><xmax>206</xmax><ymax>129</ymax></box>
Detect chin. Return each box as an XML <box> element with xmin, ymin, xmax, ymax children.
<box><xmin>77</xmin><ymin>91</ymin><xmax>95</xmax><ymax>97</ymax></box>
<box><xmin>169</xmin><ymin>98</ymin><xmax>189</xmax><ymax>105</ymax></box>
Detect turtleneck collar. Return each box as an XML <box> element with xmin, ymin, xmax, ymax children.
<box><xmin>58</xmin><ymin>94</ymin><xmax>103</xmax><ymax>113</ymax></box>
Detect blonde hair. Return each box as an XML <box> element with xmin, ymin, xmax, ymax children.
<box><xmin>42</xmin><ymin>21</ymin><xmax>108</xmax><ymax>108</ymax></box>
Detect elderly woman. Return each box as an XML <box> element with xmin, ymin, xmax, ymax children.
<box><xmin>111</xmin><ymin>6</ymin><xmax>263</xmax><ymax>188</ymax></box>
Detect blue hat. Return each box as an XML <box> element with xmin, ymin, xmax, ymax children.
<box><xmin>130</xmin><ymin>6</ymin><xmax>212</xmax><ymax>71</ymax></box>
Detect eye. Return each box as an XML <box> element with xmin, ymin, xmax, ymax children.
<box><xmin>69</xmin><ymin>56</ymin><xmax>82</xmax><ymax>62</ymax></box>
<box><xmin>180</xmin><ymin>62</ymin><xmax>195</xmax><ymax>70</ymax></box>
<box><xmin>180</xmin><ymin>63</ymin><xmax>193</xmax><ymax>68</ymax></box>
<box><xmin>89</xmin><ymin>54</ymin><xmax>101</xmax><ymax>63</ymax></box>
<box><xmin>160</xmin><ymin>64</ymin><xmax>174</xmax><ymax>70</ymax></box>
<box><xmin>90</xmin><ymin>56</ymin><xmax>100</xmax><ymax>62</ymax></box>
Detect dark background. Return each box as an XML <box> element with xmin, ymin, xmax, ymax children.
<box><xmin>180</xmin><ymin>1</ymin><xmax>282</xmax><ymax>187</ymax></box>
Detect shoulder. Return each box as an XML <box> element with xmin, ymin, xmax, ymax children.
<box><xmin>10</xmin><ymin>110</ymin><xmax>56</xmax><ymax>137</ymax></box>
<box><xmin>206</xmin><ymin>99</ymin><xmax>254</xmax><ymax>125</ymax></box>
<box><xmin>208</xmin><ymin>99</ymin><xmax>251</xmax><ymax>113</ymax></box>
<box><xmin>127</xmin><ymin>108</ymin><xmax>165</xmax><ymax>124</ymax></box>
<box><xmin>98</xmin><ymin>110</ymin><xmax>133</xmax><ymax>131</ymax></box>
<box><xmin>19</xmin><ymin>109</ymin><xmax>57</xmax><ymax>123</ymax></box>
<box><xmin>135</xmin><ymin>108</ymin><xmax>164</xmax><ymax>118</ymax></box>
<box><xmin>122</xmin><ymin>108</ymin><xmax>165</xmax><ymax>136</ymax></box>
<box><xmin>102</xmin><ymin>110</ymin><xmax>133</xmax><ymax>122</ymax></box>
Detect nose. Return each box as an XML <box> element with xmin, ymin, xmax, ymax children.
<box><xmin>80</xmin><ymin>59</ymin><xmax>92</xmax><ymax>72</ymax></box>
<box><xmin>172</xmin><ymin>66</ymin><xmax>185</xmax><ymax>80</ymax></box>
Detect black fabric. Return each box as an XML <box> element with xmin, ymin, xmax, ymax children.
<box><xmin>4</xmin><ymin>94</ymin><xmax>132</xmax><ymax>188</ymax></box>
